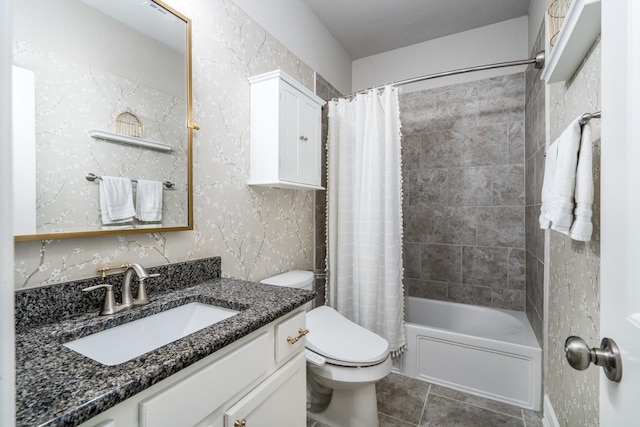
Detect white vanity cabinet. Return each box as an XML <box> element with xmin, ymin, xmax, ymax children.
<box><xmin>248</xmin><ymin>70</ymin><xmax>325</xmax><ymax>190</ymax></box>
<box><xmin>77</xmin><ymin>309</ymin><xmax>307</xmax><ymax>427</ymax></box>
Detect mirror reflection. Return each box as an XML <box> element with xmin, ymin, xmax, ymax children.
<box><xmin>12</xmin><ymin>0</ymin><xmax>192</xmax><ymax>240</ymax></box>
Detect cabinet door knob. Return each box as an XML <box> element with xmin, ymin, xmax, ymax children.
<box><xmin>287</xmin><ymin>328</ymin><xmax>309</xmax><ymax>344</ymax></box>
<box><xmin>234</xmin><ymin>419</ymin><xmax>247</xmax><ymax>427</ymax></box>
<box><xmin>299</xmin><ymin>135</ymin><xmax>308</xmax><ymax>141</ymax></box>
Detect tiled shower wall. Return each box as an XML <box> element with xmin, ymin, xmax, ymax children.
<box><xmin>525</xmin><ymin>25</ymin><xmax>546</xmax><ymax>345</ymax></box>
<box><xmin>401</xmin><ymin>73</ymin><xmax>526</xmax><ymax>310</ymax></box>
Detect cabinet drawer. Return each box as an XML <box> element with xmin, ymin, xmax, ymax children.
<box><xmin>139</xmin><ymin>332</ymin><xmax>271</xmax><ymax>427</ymax></box>
<box><xmin>224</xmin><ymin>352</ymin><xmax>306</xmax><ymax>427</ymax></box>
<box><xmin>275</xmin><ymin>311</ymin><xmax>306</xmax><ymax>364</ymax></box>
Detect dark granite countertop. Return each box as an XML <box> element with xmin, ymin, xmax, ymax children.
<box><xmin>15</xmin><ymin>277</ymin><xmax>315</xmax><ymax>427</ymax></box>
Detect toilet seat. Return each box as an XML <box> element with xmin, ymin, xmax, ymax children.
<box><xmin>306</xmin><ymin>306</ymin><xmax>389</xmax><ymax>367</ymax></box>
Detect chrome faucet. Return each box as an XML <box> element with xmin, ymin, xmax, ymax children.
<box><xmin>83</xmin><ymin>263</ymin><xmax>160</xmax><ymax>315</ymax></box>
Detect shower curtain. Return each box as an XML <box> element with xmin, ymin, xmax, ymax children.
<box><xmin>327</xmin><ymin>85</ymin><xmax>406</xmax><ymax>356</ymax></box>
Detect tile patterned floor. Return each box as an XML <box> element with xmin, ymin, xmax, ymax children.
<box><xmin>307</xmin><ymin>372</ymin><xmax>543</xmax><ymax>427</ymax></box>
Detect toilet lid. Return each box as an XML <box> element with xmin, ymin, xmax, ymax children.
<box><xmin>305</xmin><ymin>306</ymin><xmax>390</xmax><ymax>367</ymax></box>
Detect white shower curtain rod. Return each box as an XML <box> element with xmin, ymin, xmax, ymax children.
<box><xmin>339</xmin><ymin>51</ymin><xmax>546</xmax><ymax>99</ymax></box>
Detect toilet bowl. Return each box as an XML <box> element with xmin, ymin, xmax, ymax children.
<box><xmin>260</xmin><ymin>271</ymin><xmax>392</xmax><ymax>427</ymax></box>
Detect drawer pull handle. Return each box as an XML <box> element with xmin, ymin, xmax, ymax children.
<box><xmin>234</xmin><ymin>419</ymin><xmax>246</xmax><ymax>427</ymax></box>
<box><xmin>287</xmin><ymin>328</ymin><xmax>309</xmax><ymax>344</ymax></box>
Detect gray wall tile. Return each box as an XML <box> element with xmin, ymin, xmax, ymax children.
<box><xmin>400</xmin><ymin>72</ymin><xmax>525</xmax><ymax>311</ymax></box>
<box><xmin>460</xmin><ymin>124</ymin><xmax>509</xmax><ymax>166</ymax></box>
<box><xmin>493</xmin><ymin>164</ymin><xmax>525</xmax><ymax>206</ymax></box>
<box><xmin>421</xmin><ymin>244</ymin><xmax>462</xmax><ymax>283</ymax></box>
<box><xmin>461</xmin><ymin>246</ymin><xmax>508</xmax><ymax>288</ymax></box>
<box><xmin>405</xmin><ymin>278</ymin><xmax>448</xmax><ymax>301</ymax></box>
<box><xmin>448</xmin><ymin>167</ymin><xmax>493</xmax><ymax>206</ymax></box>
<box><xmin>492</xmin><ymin>288</ymin><xmax>525</xmax><ymax>310</ymax></box>
<box><xmin>407</xmin><ymin>169</ymin><xmax>449</xmax><ymax>206</ymax></box>
<box><xmin>477</xmin><ymin>206</ymin><xmax>525</xmax><ymax>248</ymax></box>
<box><xmin>508</xmin><ymin>248</ymin><xmax>526</xmax><ymax>290</ymax></box>
<box><xmin>508</xmin><ymin>121</ymin><xmax>525</xmax><ymax>164</ymax></box>
<box><xmin>448</xmin><ymin>283</ymin><xmax>493</xmax><ymax>306</ymax></box>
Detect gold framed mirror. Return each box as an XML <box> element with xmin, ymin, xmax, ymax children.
<box><xmin>12</xmin><ymin>0</ymin><xmax>195</xmax><ymax>242</ymax></box>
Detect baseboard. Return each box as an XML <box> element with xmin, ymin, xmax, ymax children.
<box><xmin>542</xmin><ymin>394</ymin><xmax>560</xmax><ymax>427</ymax></box>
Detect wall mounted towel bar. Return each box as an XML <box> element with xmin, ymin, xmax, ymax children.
<box><xmin>579</xmin><ymin>110</ymin><xmax>601</xmax><ymax>125</ymax></box>
<box><xmin>86</xmin><ymin>173</ymin><xmax>175</xmax><ymax>189</ymax></box>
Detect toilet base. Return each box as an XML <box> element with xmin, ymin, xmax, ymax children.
<box><xmin>307</xmin><ymin>383</ymin><xmax>379</xmax><ymax>427</ymax></box>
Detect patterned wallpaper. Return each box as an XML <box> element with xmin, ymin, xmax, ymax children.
<box><xmin>14</xmin><ymin>0</ymin><xmax>316</xmax><ymax>288</ymax></box>
<box><xmin>546</xmin><ymin>39</ymin><xmax>601</xmax><ymax>427</ymax></box>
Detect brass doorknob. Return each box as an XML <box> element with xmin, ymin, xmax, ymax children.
<box><xmin>234</xmin><ymin>419</ymin><xmax>246</xmax><ymax>427</ymax></box>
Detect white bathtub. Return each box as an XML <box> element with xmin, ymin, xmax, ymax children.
<box><xmin>394</xmin><ymin>297</ymin><xmax>541</xmax><ymax>410</ymax></box>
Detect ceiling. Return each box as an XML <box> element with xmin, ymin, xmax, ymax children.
<box><xmin>300</xmin><ymin>0</ymin><xmax>531</xmax><ymax>59</ymax></box>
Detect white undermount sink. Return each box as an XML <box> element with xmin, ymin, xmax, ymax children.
<box><xmin>63</xmin><ymin>302</ymin><xmax>239</xmax><ymax>366</ymax></box>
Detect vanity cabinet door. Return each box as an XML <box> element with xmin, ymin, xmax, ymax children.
<box><xmin>223</xmin><ymin>352</ymin><xmax>306</xmax><ymax>427</ymax></box>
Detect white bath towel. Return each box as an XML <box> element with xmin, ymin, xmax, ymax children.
<box><xmin>549</xmin><ymin>117</ymin><xmax>582</xmax><ymax>232</ymax></box>
<box><xmin>569</xmin><ymin>122</ymin><xmax>594</xmax><ymax>241</ymax></box>
<box><xmin>539</xmin><ymin>116</ymin><xmax>594</xmax><ymax>241</ymax></box>
<box><xmin>135</xmin><ymin>179</ymin><xmax>163</xmax><ymax>222</ymax></box>
<box><xmin>99</xmin><ymin>176</ymin><xmax>135</xmax><ymax>225</ymax></box>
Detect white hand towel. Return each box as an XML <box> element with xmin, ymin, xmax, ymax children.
<box><xmin>548</xmin><ymin>117</ymin><xmax>582</xmax><ymax>233</ymax></box>
<box><xmin>99</xmin><ymin>176</ymin><xmax>135</xmax><ymax>225</ymax></box>
<box><xmin>135</xmin><ymin>179</ymin><xmax>163</xmax><ymax>222</ymax></box>
<box><xmin>569</xmin><ymin>122</ymin><xmax>594</xmax><ymax>241</ymax></box>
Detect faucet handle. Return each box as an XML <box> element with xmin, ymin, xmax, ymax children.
<box><xmin>133</xmin><ymin>273</ymin><xmax>160</xmax><ymax>306</ymax></box>
<box><xmin>83</xmin><ymin>284</ymin><xmax>118</xmax><ymax>316</ymax></box>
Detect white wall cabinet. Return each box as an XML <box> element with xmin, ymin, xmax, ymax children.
<box><xmin>248</xmin><ymin>70</ymin><xmax>325</xmax><ymax>190</ymax></box>
<box><xmin>77</xmin><ymin>309</ymin><xmax>307</xmax><ymax>427</ymax></box>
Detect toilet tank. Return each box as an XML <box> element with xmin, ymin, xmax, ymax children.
<box><xmin>260</xmin><ymin>270</ymin><xmax>314</xmax><ymax>311</ymax></box>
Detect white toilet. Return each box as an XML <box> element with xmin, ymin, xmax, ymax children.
<box><xmin>261</xmin><ymin>270</ymin><xmax>392</xmax><ymax>427</ymax></box>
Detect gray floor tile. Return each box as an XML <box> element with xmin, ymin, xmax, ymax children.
<box><xmin>429</xmin><ymin>384</ymin><xmax>523</xmax><ymax>418</ymax></box>
<box><xmin>306</xmin><ymin>418</ymin><xmax>330</xmax><ymax>427</ymax></box>
<box><xmin>308</xmin><ymin>373</ymin><xmax>537</xmax><ymax>427</ymax></box>
<box><xmin>377</xmin><ymin>373</ymin><xmax>430</xmax><ymax>425</ymax></box>
<box><xmin>420</xmin><ymin>394</ymin><xmax>524</xmax><ymax>427</ymax></box>
<box><xmin>380</xmin><ymin>413</ymin><xmax>419</xmax><ymax>426</ymax></box>
<box><xmin>523</xmin><ymin>409</ymin><xmax>543</xmax><ymax>427</ymax></box>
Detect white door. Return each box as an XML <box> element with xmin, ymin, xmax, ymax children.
<box><xmin>600</xmin><ymin>0</ymin><xmax>640</xmax><ymax>424</ymax></box>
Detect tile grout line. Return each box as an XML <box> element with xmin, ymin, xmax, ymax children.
<box><xmin>428</xmin><ymin>391</ymin><xmax>524</xmax><ymax>420</ymax></box>
<box><xmin>418</xmin><ymin>383</ymin><xmax>432</xmax><ymax>425</ymax></box>
<box><xmin>377</xmin><ymin>412</ymin><xmax>419</xmax><ymax>427</ymax></box>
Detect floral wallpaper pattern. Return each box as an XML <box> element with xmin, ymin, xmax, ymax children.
<box><xmin>14</xmin><ymin>0</ymin><xmax>316</xmax><ymax>288</ymax></box>
<box><xmin>546</xmin><ymin>39</ymin><xmax>601</xmax><ymax>427</ymax></box>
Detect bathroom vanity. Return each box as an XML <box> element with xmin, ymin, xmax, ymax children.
<box><xmin>14</xmin><ymin>259</ymin><xmax>315</xmax><ymax>427</ymax></box>
<box><xmin>77</xmin><ymin>308</ymin><xmax>307</xmax><ymax>427</ymax></box>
